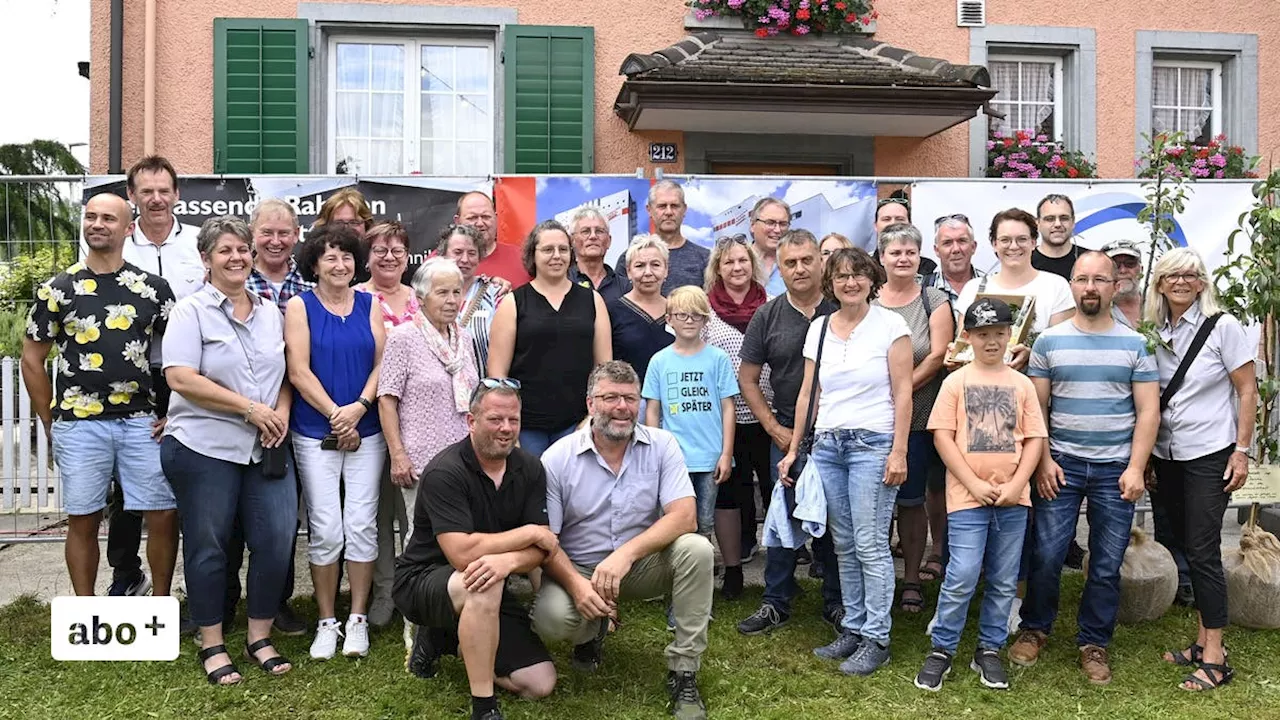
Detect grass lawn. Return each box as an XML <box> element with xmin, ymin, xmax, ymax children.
<box><xmin>1</xmin><ymin>574</ymin><xmax>1278</xmax><ymax>720</ymax></box>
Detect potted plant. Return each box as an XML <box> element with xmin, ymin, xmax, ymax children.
<box><xmin>1138</xmin><ymin>133</ymin><xmax>1261</xmax><ymax>180</ymax></box>
<box><xmin>985</xmin><ymin>131</ymin><xmax>1097</xmax><ymax>179</ymax></box>
<box><xmin>688</xmin><ymin>0</ymin><xmax>877</xmax><ymax>36</ymax></box>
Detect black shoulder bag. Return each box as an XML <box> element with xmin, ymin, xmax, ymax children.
<box><xmin>787</xmin><ymin>314</ymin><xmax>830</xmax><ymax>480</ymax></box>
<box><xmin>1160</xmin><ymin>312</ymin><xmax>1223</xmax><ymax>412</ymax></box>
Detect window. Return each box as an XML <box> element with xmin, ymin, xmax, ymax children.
<box><xmin>327</xmin><ymin>37</ymin><xmax>494</xmax><ymax>175</ymax></box>
<box><xmin>987</xmin><ymin>55</ymin><xmax>1063</xmax><ymax>140</ymax></box>
<box><xmin>1151</xmin><ymin>60</ymin><xmax>1222</xmax><ymax>145</ymax></box>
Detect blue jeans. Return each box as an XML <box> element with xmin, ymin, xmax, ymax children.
<box><xmin>931</xmin><ymin>506</ymin><xmax>1027</xmax><ymax>653</ymax></box>
<box><xmin>160</xmin><ymin>437</ymin><xmax>298</xmax><ymax>627</ymax></box>
<box><xmin>689</xmin><ymin>471</ymin><xmax>717</xmax><ymax>537</ymax></box>
<box><xmin>519</xmin><ymin>424</ymin><xmax>578</xmax><ymax>458</ymax></box>
<box><xmin>811</xmin><ymin>428</ymin><xmax>896</xmax><ymax>644</ymax></box>
<box><xmin>762</xmin><ymin>444</ymin><xmax>841</xmax><ymax>614</ymax></box>
<box><xmin>1021</xmin><ymin>452</ymin><xmax>1134</xmax><ymax>647</ymax></box>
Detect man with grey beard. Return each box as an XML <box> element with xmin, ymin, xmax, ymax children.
<box><xmin>533</xmin><ymin>360</ymin><xmax>714</xmax><ymax>720</ymax></box>
<box><xmin>1101</xmin><ymin>239</ymin><xmax>1142</xmax><ymax>328</ymax></box>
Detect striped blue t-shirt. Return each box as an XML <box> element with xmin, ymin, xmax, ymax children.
<box><xmin>1028</xmin><ymin>321</ymin><xmax>1159</xmax><ymax>462</ymax></box>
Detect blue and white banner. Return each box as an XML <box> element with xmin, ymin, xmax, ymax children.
<box><xmin>910</xmin><ymin>180</ymin><xmax>1258</xmax><ymax>274</ymax></box>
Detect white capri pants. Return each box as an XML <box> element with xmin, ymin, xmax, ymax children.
<box><xmin>294</xmin><ymin>433</ymin><xmax>387</xmax><ymax>565</ymax></box>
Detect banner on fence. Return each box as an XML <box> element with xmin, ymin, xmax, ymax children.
<box><xmin>495</xmin><ymin>175</ymin><xmax>879</xmax><ymax>268</ymax></box>
<box><xmin>83</xmin><ymin>175</ymin><xmax>491</xmax><ymax>265</ymax></box>
<box><xmin>910</xmin><ymin>181</ymin><xmax>1257</xmax><ymax>274</ymax></box>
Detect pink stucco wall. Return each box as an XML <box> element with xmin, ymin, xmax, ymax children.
<box><xmin>89</xmin><ymin>0</ymin><xmax>1279</xmax><ymax>178</ymax></box>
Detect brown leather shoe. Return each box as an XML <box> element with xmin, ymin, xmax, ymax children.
<box><xmin>1008</xmin><ymin>629</ymin><xmax>1049</xmax><ymax>667</ymax></box>
<box><xmin>1079</xmin><ymin>644</ymin><xmax>1112</xmax><ymax>685</ymax></box>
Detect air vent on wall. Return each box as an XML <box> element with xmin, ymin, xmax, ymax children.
<box><xmin>957</xmin><ymin>0</ymin><xmax>986</xmax><ymax>27</ymax></box>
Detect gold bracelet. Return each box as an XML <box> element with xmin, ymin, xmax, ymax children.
<box><xmin>244</xmin><ymin>401</ymin><xmax>256</xmax><ymax>423</ymax></box>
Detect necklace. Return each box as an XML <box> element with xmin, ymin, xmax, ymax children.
<box><xmin>317</xmin><ymin>287</ymin><xmax>354</xmax><ymax>322</ymax></box>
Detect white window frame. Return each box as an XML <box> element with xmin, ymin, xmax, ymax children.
<box><xmin>986</xmin><ymin>53</ymin><xmax>1064</xmax><ymax>141</ymax></box>
<box><xmin>1151</xmin><ymin>58</ymin><xmax>1223</xmax><ymax>140</ymax></box>
<box><xmin>325</xmin><ymin>34</ymin><xmax>496</xmax><ymax>175</ymax></box>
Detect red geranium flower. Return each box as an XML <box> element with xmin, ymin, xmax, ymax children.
<box><xmin>796</xmin><ymin>8</ymin><xmax>810</xmax><ymax>19</ymax></box>
<box><xmin>844</xmin><ymin>12</ymin><xmax>856</xmax><ymax>21</ymax></box>
<box><xmin>1067</xmin><ymin>166</ymin><xmax>1079</xmax><ymax>178</ymax></box>
<box><xmin>835</xmin><ymin>0</ymin><xmax>847</xmax><ymax>8</ymax></box>
<box><xmin>755</xmin><ymin>27</ymin><xmax>769</xmax><ymax>37</ymax></box>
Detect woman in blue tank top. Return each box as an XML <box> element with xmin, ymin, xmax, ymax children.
<box><xmin>284</xmin><ymin>224</ymin><xmax>386</xmax><ymax>662</ymax></box>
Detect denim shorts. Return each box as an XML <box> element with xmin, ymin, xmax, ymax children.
<box><xmin>51</xmin><ymin>417</ymin><xmax>175</xmax><ymax>516</ymax></box>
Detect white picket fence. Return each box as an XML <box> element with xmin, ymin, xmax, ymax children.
<box><xmin>0</xmin><ymin>356</ymin><xmax>59</xmax><ymax>514</ymax></box>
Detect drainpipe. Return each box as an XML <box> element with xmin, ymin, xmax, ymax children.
<box><xmin>109</xmin><ymin>0</ymin><xmax>123</xmax><ymax>172</ymax></box>
<box><xmin>143</xmin><ymin>0</ymin><xmax>156</xmax><ymax>155</ymax></box>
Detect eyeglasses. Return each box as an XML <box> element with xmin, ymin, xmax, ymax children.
<box><xmin>669</xmin><ymin>312</ymin><xmax>708</xmax><ymax>323</ymax></box>
<box><xmin>592</xmin><ymin>392</ymin><xmax>640</xmax><ymax>406</ymax></box>
<box><xmin>1070</xmin><ymin>276</ymin><xmax>1115</xmax><ymax>286</ymax></box>
<box><xmin>753</xmin><ymin>218</ymin><xmax>790</xmax><ymax>230</ymax></box>
<box><xmin>371</xmin><ymin>246</ymin><xmax>407</xmax><ymax>258</ymax></box>
<box><xmin>332</xmin><ymin>219</ymin><xmax>367</xmax><ymax>229</ymax></box>
<box><xmin>1164</xmin><ymin>272</ymin><xmax>1202</xmax><ymax>285</ymax></box>
<box><xmin>933</xmin><ymin>214</ymin><xmax>971</xmax><ymax>228</ymax></box>
<box><xmin>575</xmin><ymin>226</ymin><xmax>609</xmax><ymax>237</ymax></box>
<box><xmin>715</xmin><ymin>234</ymin><xmax>749</xmax><ymax>247</ymax></box>
<box><xmin>469</xmin><ymin>377</ymin><xmax>522</xmax><ymax>403</ymax></box>
<box><xmin>995</xmin><ymin>236</ymin><xmax>1035</xmax><ymax>248</ymax></box>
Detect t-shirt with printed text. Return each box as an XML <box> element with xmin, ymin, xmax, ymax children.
<box><xmin>642</xmin><ymin>344</ymin><xmax>739</xmax><ymax>472</ymax></box>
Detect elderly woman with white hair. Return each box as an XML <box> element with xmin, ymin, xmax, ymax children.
<box><xmin>609</xmin><ymin>234</ymin><xmax>674</xmax><ymax>385</ymax></box>
<box><xmin>1146</xmin><ymin>247</ymin><xmax>1256</xmax><ymax>692</ymax></box>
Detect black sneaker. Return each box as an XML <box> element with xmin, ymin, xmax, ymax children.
<box><xmin>721</xmin><ymin>566</ymin><xmax>744</xmax><ymax>600</ymax></box>
<box><xmin>666</xmin><ymin>670</ymin><xmax>707</xmax><ymax>720</ymax></box>
<box><xmin>971</xmin><ymin>648</ymin><xmax>1010</xmax><ymax>689</ymax></box>
<box><xmin>107</xmin><ymin>571</ymin><xmax>150</xmax><ymax>597</ymax></box>
<box><xmin>822</xmin><ymin>604</ymin><xmax>846</xmax><ymax>628</ymax></box>
<box><xmin>408</xmin><ymin>624</ymin><xmax>441</xmax><ymax>678</ymax></box>
<box><xmin>273</xmin><ymin>604</ymin><xmax>306</xmax><ymax>636</ymax></box>
<box><xmin>914</xmin><ymin>649</ymin><xmax>953</xmax><ymax>692</ymax></box>
<box><xmin>1065</xmin><ymin>540</ymin><xmax>1085</xmax><ymax>570</ymax></box>
<box><xmin>808</xmin><ymin>560</ymin><xmax>825</xmax><ymax>579</ymax></box>
<box><xmin>572</xmin><ymin>618</ymin><xmax>608</xmax><ymax>672</ymax></box>
<box><xmin>737</xmin><ymin>604</ymin><xmax>789</xmax><ymax>635</ymax></box>
<box><xmin>813</xmin><ymin>630</ymin><xmax>862</xmax><ymax>660</ymax></box>
<box><xmin>795</xmin><ymin>545</ymin><xmax>813</xmax><ymax>565</ymax></box>
<box><xmin>473</xmin><ymin>709</ymin><xmax>504</xmax><ymax>720</ymax></box>
<box><xmin>1174</xmin><ymin>585</ymin><xmax>1196</xmax><ymax>607</ymax></box>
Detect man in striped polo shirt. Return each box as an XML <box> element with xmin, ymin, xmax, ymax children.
<box><xmin>1009</xmin><ymin>251</ymin><xmax>1160</xmax><ymax>685</ymax></box>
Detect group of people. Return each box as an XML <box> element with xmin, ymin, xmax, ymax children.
<box><xmin>21</xmin><ymin>160</ymin><xmax>1257</xmax><ymax>718</ymax></box>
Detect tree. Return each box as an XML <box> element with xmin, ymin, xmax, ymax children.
<box><xmin>0</xmin><ymin>139</ymin><xmax>86</xmax><ymax>261</ymax></box>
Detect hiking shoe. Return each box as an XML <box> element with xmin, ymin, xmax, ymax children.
<box><xmin>840</xmin><ymin>639</ymin><xmax>890</xmax><ymax>676</ymax></box>
<box><xmin>795</xmin><ymin>545</ymin><xmax>813</xmax><ymax>565</ymax></box>
<box><xmin>408</xmin><ymin>624</ymin><xmax>440</xmax><ymax>678</ymax></box>
<box><xmin>666</xmin><ymin>670</ymin><xmax>707</xmax><ymax>720</ymax></box>
<box><xmin>273</xmin><ymin>604</ymin><xmax>306</xmax><ymax>636</ymax></box>
<box><xmin>971</xmin><ymin>648</ymin><xmax>1009</xmax><ymax>689</ymax></box>
<box><xmin>914</xmin><ymin>649</ymin><xmax>953</xmax><ymax>692</ymax></box>
<box><xmin>721</xmin><ymin>566</ymin><xmax>744</xmax><ymax>600</ymax></box>
<box><xmin>368</xmin><ymin>595</ymin><xmax>396</xmax><ymax>628</ymax></box>
<box><xmin>814</xmin><ymin>630</ymin><xmax>862</xmax><ymax>660</ymax></box>
<box><xmin>822</xmin><ymin>604</ymin><xmax>846</xmax><ymax>629</ymax></box>
<box><xmin>572</xmin><ymin>618</ymin><xmax>609</xmax><ymax>672</ymax></box>
<box><xmin>343</xmin><ymin>616</ymin><xmax>370</xmax><ymax>657</ymax></box>
<box><xmin>310</xmin><ymin>620</ymin><xmax>343</xmax><ymax>660</ymax></box>
<box><xmin>1079</xmin><ymin>644</ymin><xmax>1113</xmax><ymax>685</ymax></box>
<box><xmin>1009</xmin><ymin>629</ymin><xmax>1049</xmax><ymax>667</ymax></box>
<box><xmin>108</xmin><ymin>571</ymin><xmax>151</xmax><ymax>597</ymax></box>
<box><xmin>737</xmin><ymin>604</ymin><xmax>789</xmax><ymax>635</ymax></box>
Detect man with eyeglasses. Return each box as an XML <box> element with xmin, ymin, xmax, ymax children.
<box><xmin>1010</xmin><ymin>251</ymin><xmax>1160</xmax><ymax>686</ymax></box>
<box><xmin>648</xmin><ymin>179</ymin><xmax>710</xmax><ymax>295</ymax></box>
<box><xmin>1032</xmin><ymin>194</ymin><xmax>1090</xmax><ymax>281</ymax></box>
<box><xmin>568</xmin><ymin>206</ymin><xmax>631</xmax><ymax>304</ymax></box>
<box><xmin>458</xmin><ymin>191</ymin><xmax>532</xmax><ymax>287</ymax></box>
<box><xmin>1100</xmin><ymin>239</ymin><xmax>1143</xmax><ymax>328</ymax></box>
<box><xmin>750</xmin><ymin>197</ymin><xmax>792</xmax><ymax>298</ymax></box>
<box><xmin>534</xmin><ymin>361</ymin><xmax>714</xmax><ymax>720</ymax></box>
<box><xmin>923</xmin><ymin>215</ymin><xmax>984</xmax><ymax>303</ymax></box>
<box><xmin>393</xmin><ymin>378</ymin><xmax>558</xmax><ymax>720</ymax></box>
<box><xmin>874</xmin><ymin>195</ymin><xmax>937</xmax><ymax>277</ymax></box>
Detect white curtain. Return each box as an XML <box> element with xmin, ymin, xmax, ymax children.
<box><xmin>988</xmin><ymin>60</ymin><xmax>1054</xmax><ymax>137</ymax></box>
<box><xmin>1152</xmin><ymin>66</ymin><xmax>1212</xmax><ymax>141</ymax></box>
<box><xmin>989</xmin><ymin>61</ymin><xmax>1019</xmax><ymax>135</ymax></box>
<box><xmin>1021</xmin><ymin>62</ymin><xmax>1055</xmax><ymax>136</ymax></box>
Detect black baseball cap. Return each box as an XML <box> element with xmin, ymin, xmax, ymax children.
<box><xmin>964</xmin><ymin>298</ymin><xmax>1015</xmax><ymax>330</ymax></box>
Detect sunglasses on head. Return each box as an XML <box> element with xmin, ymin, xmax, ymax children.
<box><xmin>715</xmin><ymin>234</ymin><xmax>749</xmax><ymax>247</ymax></box>
<box><xmin>469</xmin><ymin>377</ymin><xmax>522</xmax><ymax>403</ymax></box>
<box><xmin>878</xmin><ymin>197</ymin><xmax>910</xmax><ymax>209</ymax></box>
<box><xmin>934</xmin><ymin>214</ymin><xmax>971</xmax><ymax>228</ymax></box>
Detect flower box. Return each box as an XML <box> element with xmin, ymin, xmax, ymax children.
<box><xmin>985</xmin><ymin>130</ymin><xmax>1097</xmax><ymax>179</ymax></box>
<box><xmin>686</xmin><ymin>0</ymin><xmax>877</xmax><ymax>37</ymax></box>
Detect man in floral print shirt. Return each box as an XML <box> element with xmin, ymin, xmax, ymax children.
<box><xmin>21</xmin><ymin>192</ymin><xmax>178</xmax><ymax>597</ymax></box>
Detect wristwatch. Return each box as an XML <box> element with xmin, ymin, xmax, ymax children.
<box><xmin>1235</xmin><ymin>445</ymin><xmax>1253</xmax><ymax>458</ymax></box>
<box><xmin>357</xmin><ymin>397</ymin><xmax>373</xmax><ymax>411</ymax></box>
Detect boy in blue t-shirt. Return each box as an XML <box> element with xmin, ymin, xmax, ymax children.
<box><xmin>642</xmin><ymin>286</ymin><xmax>738</xmax><ymax>538</ymax></box>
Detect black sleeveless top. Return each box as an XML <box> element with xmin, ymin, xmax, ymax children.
<box><xmin>510</xmin><ymin>282</ymin><xmax>597</xmax><ymax>431</ymax></box>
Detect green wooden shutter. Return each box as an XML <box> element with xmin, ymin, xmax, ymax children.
<box><xmin>213</xmin><ymin>18</ymin><xmax>309</xmax><ymax>173</ymax></box>
<box><xmin>504</xmin><ymin>26</ymin><xmax>595</xmax><ymax>173</ymax></box>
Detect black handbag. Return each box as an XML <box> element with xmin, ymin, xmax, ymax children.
<box><xmin>788</xmin><ymin>314</ymin><xmax>830</xmax><ymax>480</ymax></box>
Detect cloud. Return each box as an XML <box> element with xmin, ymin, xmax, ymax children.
<box><xmin>535</xmin><ymin>177</ymin><xmax>548</xmax><ymax>194</ymax></box>
<box><xmin>781</xmin><ymin>180</ymin><xmax>873</xmax><ymax>210</ymax></box>
<box><xmin>572</xmin><ymin>177</ymin><xmax>593</xmax><ymax>192</ymax></box>
<box><xmin>681</xmin><ymin>177</ymin><xmax>787</xmax><ymax>218</ymax></box>
<box><xmin>682</xmin><ymin>224</ymin><xmax>713</xmax><ymax>247</ymax></box>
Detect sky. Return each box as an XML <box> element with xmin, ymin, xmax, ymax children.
<box><xmin>0</xmin><ymin>0</ymin><xmax>90</xmax><ymax>166</ymax></box>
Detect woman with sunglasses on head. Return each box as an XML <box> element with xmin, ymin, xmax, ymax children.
<box><xmin>874</xmin><ymin>223</ymin><xmax>955</xmax><ymax>614</ymax></box>
<box><xmin>487</xmin><ymin>220</ymin><xmax>612</xmax><ymax>457</ymax></box>
<box><xmin>702</xmin><ymin>233</ymin><xmax>772</xmax><ymax>598</ymax></box>
<box><xmin>954</xmin><ymin>208</ymin><xmax>1076</xmax><ymax>371</ymax></box>
<box><xmin>609</xmin><ymin>234</ymin><xmax>675</xmax><ymax>390</ymax></box>
<box><xmin>1146</xmin><ymin>248</ymin><xmax>1255</xmax><ymax>692</ymax></box>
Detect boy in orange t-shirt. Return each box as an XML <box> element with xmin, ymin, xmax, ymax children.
<box><xmin>915</xmin><ymin>298</ymin><xmax>1047</xmax><ymax>692</ymax></box>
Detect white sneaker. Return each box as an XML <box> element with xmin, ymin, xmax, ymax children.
<box><xmin>310</xmin><ymin>620</ymin><xmax>343</xmax><ymax>660</ymax></box>
<box><xmin>1007</xmin><ymin>598</ymin><xmax>1023</xmax><ymax>635</ymax></box>
<box><xmin>343</xmin><ymin>616</ymin><xmax>370</xmax><ymax>658</ymax></box>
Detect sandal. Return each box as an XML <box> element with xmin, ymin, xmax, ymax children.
<box><xmin>244</xmin><ymin>637</ymin><xmax>292</xmax><ymax>676</ymax></box>
<box><xmin>899</xmin><ymin>582</ymin><xmax>925</xmax><ymax>614</ymax></box>
<box><xmin>919</xmin><ymin>555</ymin><xmax>945</xmax><ymax>582</ymax></box>
<box><xmin>1164</xmin><ymin>643</ymin><xmax>1228</xmax><ymax>667</ymax></box>
<box><xmin>198</xmin><ymin>644</ymin><xmax>242</xmax><ymax>686</ymax></box>
<box><xmin>1180</xmin><ymin>661</ymin><xmax>1234</xmax><ymax>692</ymax></box>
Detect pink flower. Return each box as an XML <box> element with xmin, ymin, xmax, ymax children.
<box><xmin>1208</xmin><ymin>153</ymin><xmax>1227</xmax><ymax>167</ymax></box>
<box><xmin>728</xmin><ymin>0</ymin><xmax>746</xmax><ymax>6</ymax></box>
<box><xmin>1193</xmin><ymin>157</ymin><xmax>1208</xmax><ymax>168</ymax></box>
<box><xmin>1027</xmin><ymin>169</ymin><xmax>1042</xmax><ymax>179</ymax></box>
<box><xmin>1192</xmin><ymin>167</ymin><xmax>1211</xmax><ymax>178</ymax></box>
<box><xmin>1037</xmin><ymin>145</ymin><xmax>1050</xmax><ymax>154</ymax></box>
<box><xmin>1036</xmin><ymin>134</ymin><xmax>1049</xmax><ymax>142</ymax></box>
<box><xmin>1003</xmin><ymin>171</ymin><xmax>1019</xmax><ymax>179</ymax></box>
<box><xmin>758</xmin><ymin>15</ymin><xmax>770</xmax><ymax>23</ymax></box>
<box><xmin>1019</xmin><ymin>137</ymin><xmax>1032</xmax><ymax>147</ymax></box>
<box><xmin>986</xmin><ymin>140</ymin><xmax>997</xmax><ymax>150</ymax></box>
<box><xmin>1049</xmin><ymin>154</ymin><xmax>1064</xmax><ymax>169</ymax></box>
<box><xmin>694</xmin><ymin>9</ymin><xmax>713</xmax><ymax>20</ymax></box>
<box><xmin>794</xmin><ymin>23</ymin><xmax>810</xmax><ymax>34</ymax></box>
<box><xmin>993</xmin><ymin>155</ymin><xmax>1007</xmax><ymax>166</ymax></box>
<box><xmin>1214</xmin><ymin>170</ymin><xmax>1225</xmax><ymax>179</ymax></box>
